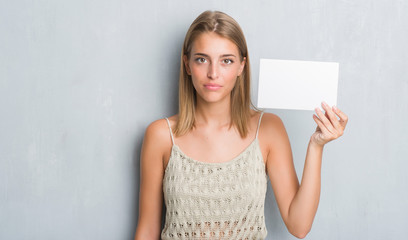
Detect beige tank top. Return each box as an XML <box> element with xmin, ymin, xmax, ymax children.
<box><xmin>162</xmin><ymin>112</ymin><xmax>267</xmax><ymax>239</ymax></box>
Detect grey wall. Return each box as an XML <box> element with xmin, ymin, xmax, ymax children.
<box><xmin>1</xmin><ymin>0</ymin><xmax>407</xmax><ymax>239</ymax></box>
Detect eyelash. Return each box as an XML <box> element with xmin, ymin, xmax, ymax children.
<box><xmin>195</xmin><ymin>57</ymin><xmax>206</xmax><ymax>63</ymax></box>
<box><xmin>223</xmin><ymin>59</ymin><xmax>234</xmax><ymax>64</ymax></box>
<box><xmin>194</xmin><ymin>58</ymin><xmax>234</xmax><ymax>64</ymax></box>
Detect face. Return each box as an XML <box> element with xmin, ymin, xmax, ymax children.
<box><xmin>183</xmin><ymin>32</ymin><xmax>246</xmax><ymax>104</ymax></box>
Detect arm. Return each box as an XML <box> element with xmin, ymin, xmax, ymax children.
<box><xmin>134</xmin><ymin>120</ymin><xmax>170</xmax><ymax>240</ymax></box>
<box><xmin>264</xmin><ymin>103</ymin><xmax>348</xmax><ymax>239</ymax></box>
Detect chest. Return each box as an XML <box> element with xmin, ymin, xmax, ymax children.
<box><xmin>163</xmin><ymin>141</ymin><xmax>267</xmax><ymax>198</ymax></box>
<box><xmin>161</xmin><ymin>141</ymin><xmax>268</xmax><ymax>239</ymax></box>
<box><xmin>173</xmin><ymin>128</ymin><xmax>255</xmax><ymax>163</ymax></box>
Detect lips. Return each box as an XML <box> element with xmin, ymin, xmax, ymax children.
<box><xmin>204</xmin><ymin>83</ymin><xmax>222</xmax><ymax>90</ymax></box>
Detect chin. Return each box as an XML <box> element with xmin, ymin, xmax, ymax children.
<box><xmin>197</xmin><ymin>93</ymin><xmax>230</xmax><ymax>104</ymax></box>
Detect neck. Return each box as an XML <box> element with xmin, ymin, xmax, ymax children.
<box><xmin>195</xmin><ymin>96</ymin><xmax>231</xmax><ymax>127</ymax></box>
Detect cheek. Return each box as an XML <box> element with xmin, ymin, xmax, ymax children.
<box><xmin>189</xmin><ymin>68</ymin><xmax>202</xmax><ymax>89</ymax></box>
<box><xmin>190</xmin><ymin>65</ymin><xmax>205</xmax><ymax>78</ymax></box>
<box><xmin>189</xmin><ymin>63</ymin><xmax>241</xmax><ymax>84</ymax></box>
<box><xmin>222</xmin><ymin>68</ymin><xmax>240</xmax><ymax>83</ymax></box>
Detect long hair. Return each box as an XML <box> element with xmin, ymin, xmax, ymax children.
<box><xmin>174</xmin><ymin>10</ymin><xmax>256</xmax><ymax>138</ymax></box>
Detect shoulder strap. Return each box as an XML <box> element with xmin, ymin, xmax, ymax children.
<box><xmin>255</xmin><ymin>111</ymin><xmax>264</xmax><ymax>139</ymax></box>
<box><xmin>165</xmin><ymin>118</ymin><xmax>175</xmax><ymax>145</ymax></box>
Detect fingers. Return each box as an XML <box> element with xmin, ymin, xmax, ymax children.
<box><xmin>312</xmin><ymin>102</ymin><xmax>348</xmax><ymax>145</ymax></box>
<box><xmin>332</xmin><ymin>105</ymin><xmax>349</xmax><ymax>128</ymax></box>
<box><xmin>315</xmin><ymin>101</ymin><xmax>348</xmax><ymax>138</ymax></box>
<box><xmin>315</xmin><ymin>106</ymin><xmax>336</xmax><ymax>134</ymax></box>
<box><xmin>321</xmin><ymin>102</ymin><xmax>342</xmax><ymax>130</ymax></box>
<box><xmin>312</xmin><ymin>114</ymin><xmax>328</xmax><ymax>134</ymax></box>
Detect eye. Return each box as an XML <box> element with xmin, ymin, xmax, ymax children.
<box><xmin>223</xmin><ymin>59</ymin><xmax>234</xmax><ymax>64</ymax></box>
<box><xmin>195</xmin><ymin>57</ymin><xmax>207</xmax><ymax>63</ymax></box>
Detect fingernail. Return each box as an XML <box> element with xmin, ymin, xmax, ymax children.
<box><xmin>333</xmin><ymin>105</ymin><xmax>337</xmax><ymax>111</ymax></box>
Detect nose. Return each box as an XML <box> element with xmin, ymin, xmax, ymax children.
<box><xmin>207</xmin><ymin>62</ymin><xmax>219</xmax><ymax>80</ymax></box>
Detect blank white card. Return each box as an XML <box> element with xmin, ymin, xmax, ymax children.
<box><xmin>257</xmin><ymin>58</ymin><xmax>339</xmax><ymax>111</ymax></box>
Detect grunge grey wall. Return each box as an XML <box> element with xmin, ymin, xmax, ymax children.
<box><xmin>1</xmin><ymin>0</ymin><xmax>407</xmax><ymax>239</ymax></box>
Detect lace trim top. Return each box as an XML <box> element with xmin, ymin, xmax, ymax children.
<box><xmin>161</xmin><ymin>112</ymin><xmax>268</xmax><ymax>239</ymax></box>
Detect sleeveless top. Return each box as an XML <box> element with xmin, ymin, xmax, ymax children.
<box><xmin>162</xmin><ymin>112</ymin><xmax>267</xmax><ymax>239</ymax></box>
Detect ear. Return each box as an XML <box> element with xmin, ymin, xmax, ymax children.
<box><xmin>238</xmin><ymin>57</ymin><xmax>246</xmax><ymax>76</ymax></box>
<box><xmin>183</xmin><ymin>55</ymin><xmax>191</xmax><ymax>75</ymax></box>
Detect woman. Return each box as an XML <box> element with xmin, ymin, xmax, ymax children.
<box><xmin>135</xmin><ymin>10</ymin><xmax>348</xmax><ymax>239</ymax></box>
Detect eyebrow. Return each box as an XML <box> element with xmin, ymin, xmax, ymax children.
<box><xmin>194</xmin><ymin>53</ymin><xmax>237</xmax><ymax>58</ymax></box>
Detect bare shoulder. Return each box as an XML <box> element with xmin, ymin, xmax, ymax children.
<box><xmin>260</xmin><ymin>112</ymin><xmax>286</xmax><ymax>133</ymax></box>
<box><xmin>145</xmin><ymin>119</ymin><xmax>167</xmax><ymax>140</ymax></box>
<box><xmin>259</xmin><ymin>112</ymin><xmax>290</xmax><ymax>148</ymax></box>
<box><xmin>257</xmin><ymin>112</ymin><xmax>293</xmax><ymax>169</ymax></box>
<box><xmin>143</xmin><ymin>116</ymin><xmax>176</xmax><ymax>153</ymax></box>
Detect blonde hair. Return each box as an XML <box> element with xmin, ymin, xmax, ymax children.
<box><xmin>174</xmin><ymin>10</ymin><xmax>257</xmax><ymax>138</ymax></box>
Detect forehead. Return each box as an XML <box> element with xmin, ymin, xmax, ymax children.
<box><xmin>190</xmin><ymin>32</ymin><xmax>239</xmax><ymax>56</ymax></box>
